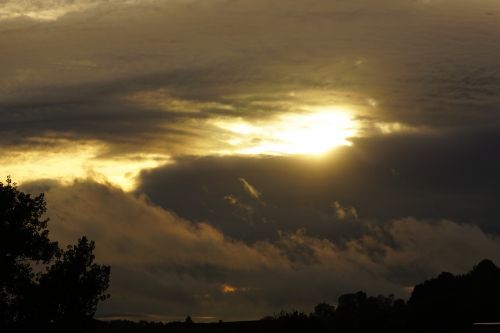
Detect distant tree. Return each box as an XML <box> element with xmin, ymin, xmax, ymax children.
<box><xmin>334</xmin><ymin>291</ymin><xmax>406</xmax><ymax>332</ymax></box>
<box><xmin>274</xmin><ymin>310</ymin><xmax>309</xmax><ymax>321</ymax></box>
<box><xmin>272</xmin><ymin>309</ymin><xmax>311</xmax><ymax>331</ymax></box>
<box><xmin>36</xmin><ymin>237</ymin><xmax>110</xmax><ymax>327</ymax></box>
<box><xmin>337</xmin><ymin>291</ymin><xmax>367</xmax><ymax>312</ymax></box>
<box><xmin>408</xmin><ymin>259</ymin><xmax>500</xmax><ymax>333</ymax></box>
<box><xmin>185</xmin><ymin>315</ymin><xmax>194</xmax><ymax>324</ymax></box>
<box><xmin>312</xmin><ymin>302</ymin><xmax>335</xmax><ymax>319</ymax></box>
<box><xmin>0</xmin><ymin>177</ymin><xmax>110</xmax><ymax>331</ymax></box>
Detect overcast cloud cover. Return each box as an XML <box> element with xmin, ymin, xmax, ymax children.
<box><xmin>4</xmin><ymin>0</ymin><xmax>500</xmax><ymax>321</ymax></box>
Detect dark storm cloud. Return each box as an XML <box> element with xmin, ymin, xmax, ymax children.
<box><xmin>0</xmin><ymin>66</ymin><xmax>232</xmax><ymax>150</ymax></box>
<box><xmin>138</xmin><ymin>128</ymin><xmax>500</xmax><ymax>242</ymax></box>
<box><xmin>26</xmin><ymin>180</ymin><xmax>500</xmax><ymax>321</ymax></box>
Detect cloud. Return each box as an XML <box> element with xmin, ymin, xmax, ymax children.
<box><xmin>1</xmin><ymin>0</ymin><xmax>500</xmax><ymax>197</ymax></box>
<box><xmin>5</xmin><ymin>0</ymin><xmax>500</xmax><ymax>320</ymax></box>
<box><xmin>137</xmin><ymin>128</ymin><xmax>500</xmax><ymax>244</ymax></box>
<box><xmin>0</xmin><ymin>0</ymin><xmax>97</xmax><ymax>21</ymax></box>
<box><xmin>31</xmin><ymin>180</ymin><xmax>500</xmax><ymax>321</ymax></box>
<box><xmin>239</xmin><ymin>178</ymin><xmax>262</xmax><ymax>201</ymax></box>
<box><xmin>223</xmin><ymin>194</ymin><xmax>254</xmax><ymax>220</ymax></box>
<box><xmin>0</xmin><ymin>138</ymin><xmax>170</xmax><ymax>191</ymax></box>
<box><xmin>0</xmin><ymin>0</ymin><xmax>162</xmax><ymax>21</ymax></box>
<box><xmin>1</xmin><ymin>0</ymin><xmax>500</xmax><ymax>156</ymax></box>
<box><xmin>331</xmin><ymin>201</ymin><xmax>358</xmax><ymax>221</ymax></box>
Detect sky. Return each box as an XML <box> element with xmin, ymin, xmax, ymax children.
<box><xmin>2</xmin><ymin>0</ymin><xmax>500</xmax><ymax>322</ymax></box>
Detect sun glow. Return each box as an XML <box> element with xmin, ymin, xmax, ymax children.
<box><xmin>214</xmin><ymin>108</ymin><xmax>358</xmax><ymax>156</ymax></box>
<box><xmin>0</xmin><ymin>139</ymin><xmax>170</xmax><ymax>191</ymax></box>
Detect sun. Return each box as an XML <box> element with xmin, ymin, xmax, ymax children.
<box><xmin>214</xmin><ymin>108</ymin><xmax>358</xmax><ymax>156</ymax></box>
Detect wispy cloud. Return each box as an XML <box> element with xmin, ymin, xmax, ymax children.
<box><xmin>239</xmin><ymin>178</ymin><xmax>262</xmax><ymax>201</ymax></box>
<box><xmin>331</xmin><ymin>201</ymin><xmax>358</xmax><ymax>221</ymax></box>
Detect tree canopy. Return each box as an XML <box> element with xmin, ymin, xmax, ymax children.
<box><xmin>265</xmin><ymin>259</ymin><xmax>500</xmax><ymax>333</ymax></box>
<box><xmin>0</xmin><ymin>177</ymin><xmax>110</xmax><ymax>331</ymax></box>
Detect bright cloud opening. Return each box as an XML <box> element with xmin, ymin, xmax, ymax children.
<box><xmin>213</xmin><ymin>108</ymin><xmax>358</xmax><ymax>156</ymax></box>
<box><xmin>0</xmin><ymin>139</ymin><xmax>170</xmax><ymax>191</ymax></box>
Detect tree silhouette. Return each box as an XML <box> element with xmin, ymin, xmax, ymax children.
<box><xmin>36</xmin><ymin>237</ymin><xmax>110</xmax><ymax>327</ymax></box>
<box><xmin>408</xmin><ymin>259</ymin><xmax>500</xmax><ymax>333</ymax></box>
<box><xmin>0</xmin><ymin>177</ymin><xmax>110</xmax><ymax>331</ymax></box>
<box><xmin>312</xmin><ymin>302</ymin><xmax>335</xmax><ymax>319</ymax></box>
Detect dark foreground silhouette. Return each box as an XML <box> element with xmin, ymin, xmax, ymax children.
<box><xmin>86</xmin><ymin>259</ymin><xmax>500</xmax><ymax>333</ymax></box>
<box><xmin>0</xmin><ymin>178</ymin><xmax>110</xmax><ymax>332</ymax></box>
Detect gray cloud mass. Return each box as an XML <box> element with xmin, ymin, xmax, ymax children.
<box><xmin>5</xmin><ymin>0</ymin><xmax>500</xmax><ymax>321</ymax></box>
<box><xmin>23</xmin><ymin>180</ymin><xmax>500</xmax><ymax>321</ymax></box>
<box><xmin>1</xmin><ymin>0</ymin><xmax>500</xmax><ymax>153</ymax></box>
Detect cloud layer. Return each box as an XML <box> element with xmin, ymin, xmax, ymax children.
<box><xmin>1</xmin><ymin>0</ymin><xmax>500</xmax><ymax>155</ymax></box>
<box><xmin>23</xmin><ymin>180</ymin><xmax>500</xmax><ymax>321</ymax></box>
<box><xmin>5</xmin><ymin>0</ymin><xmax>500</xmax><ymax>321</ymax></box>
<box><xmin>138</xmin><ymin>129</ymin><xmax>500</xmax><ymax>243</ymax></box>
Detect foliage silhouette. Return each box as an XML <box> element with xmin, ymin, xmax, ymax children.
<box><xmin>312</xmin><ymin>302</ymin><xmax>335</xmax><ymax>319</ymax></box>
<box><xmin>408</xmin><ymin>259</ymin><xmax>500</xmax><ymax>333</ymax></box>
<box><xmin>87</xmin><ymin>259</ymin><xmax>500</xmax><ymax>333</ymax></box>
<box><xmin>0</xmin><ymin>177</ymin><xmax>110</xmax><ymax>332</ymax></box>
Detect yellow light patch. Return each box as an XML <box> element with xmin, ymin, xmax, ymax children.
<box><xmin>221</xmin><ymin>284</ymin><xmax>238</xmax><ymax>294</ymax></box>
<box><xmin>375</xmin><ymin>122</ymin><xmax>421</xmax><ymax>135</ymax></box>
<box><xmin>0</xmin><ymin>3</ymin><xmax>95</xmax><ymax>21</ymax></box>
<box><xmin>0</xmin><ymin>139</ymin><xmax>170</xmax><ymax>191</ymax></box>
<box><xmin>129</xmin><ymin>88</ymin><xmax>235</xmax><ymax>114</ymax></box>
<box><xmin>213</xmin><ymin>108</ymin><xmax>358</xmax><ymax>156</ymax></box>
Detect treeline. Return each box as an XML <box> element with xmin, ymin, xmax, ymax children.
<box><xmin>88</xmin><ymin>259</ymin><xmax>500</xmax><ymax>333</ymax></box>
<box><xmin>272</xmin><ymin>259</ymin><xmax>500</xmax><ymax>333</ymax></box>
